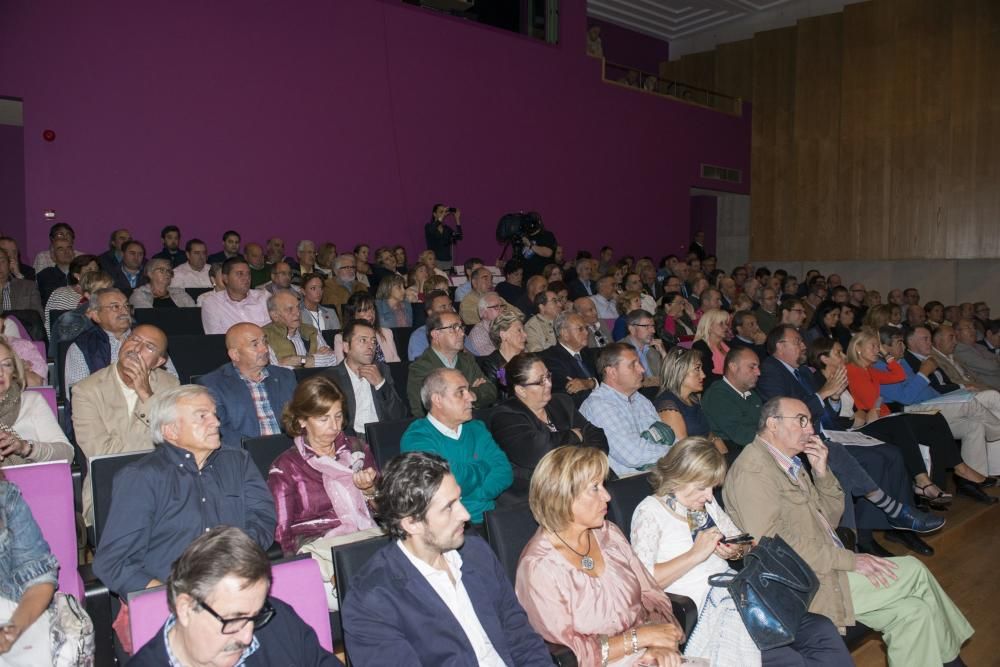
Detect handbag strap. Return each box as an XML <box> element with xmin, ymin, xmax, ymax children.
<box><xmin>707</xmin><ymin>573</ymin><xmax>736</xmax><ymax>588</ymax></box>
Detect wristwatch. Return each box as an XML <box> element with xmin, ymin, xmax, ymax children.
<box><xmin>299</xmin><ymin>356</ymin><xmax>306</xmax><ymax>367</ymax></box>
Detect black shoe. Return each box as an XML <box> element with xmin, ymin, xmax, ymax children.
<box><xmin>884</xmin><ymin>530</ymin><xmax>935</xmax><ymax>556</ymax></box>
<box><xmin>980</xmin><ymin>476</ymin><xmax>999</xmax><ymax>489</ymax></box>
<box><xmin>857</xmin><ymin>539</ymin><xmax>893</xmax><ymax>557</ymax></box>
<box><xmin>954</xmin><ymin>475</ymin><xmax>999</xmax><ymax>504</ymax></box>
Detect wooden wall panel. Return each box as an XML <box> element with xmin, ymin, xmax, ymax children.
<box><xmin>715</xmin><ymin>39</ymin><xmax>754</xmax><ymax>102</ymax></box>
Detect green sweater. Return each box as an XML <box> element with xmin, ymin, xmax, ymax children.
<box><xmin>400</xmin><ymin>418</ymin><xmax>513</xmax><ymax>523</ymax></box>
<box><xmin>701</xmin><ymin>380</ymin><xmax>763</xmax><ymax>448</ymax></box>
<box><xmin>406</xmin><ymin>348</ymin><xmax>498</xmax><ymax>417</ymax></box>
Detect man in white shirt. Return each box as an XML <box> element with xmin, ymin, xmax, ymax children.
<box><xmin>171</xmin><ymin>238</ymin><xmax>212</xmax><ymax>288</ymax></box>
<box><xmin>200</xmin><ymin>258</ymin><xmax>271</xmax><ymax>334</ymax></box>
<box><xmin>590</xmin><ymin>275</ymin><xmax>618</xmax><ymax>323</ymax></box>
<box><xmin>341</xmin><ymin>451</ymin><xmax>551</xmax><ymax>666</ymax></box>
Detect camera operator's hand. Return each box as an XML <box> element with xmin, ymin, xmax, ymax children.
<box><xmin>453</xmin><ymin>208</ymin><xmax>461</xmax><ymax>223</ymax></box>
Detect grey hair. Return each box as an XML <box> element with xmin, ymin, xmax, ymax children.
<box><xmin>477</xmin><ymin>291</ymin><xmax>501</xmax><ymax>317</ymax></box>
<box><xmin>553</xmin><ymin>311</ymin><xmax>582</xmax><ymax>339</ymax></box>
<box><xmin>333</xmin><ymin>253</ymin><xmax>356</xmax><ymax>271</ymax></box>
<box><xmin>296</xmin><ymin>239</ymin><xmax>315</xmax><ymax>253</ymax></box>
<box><xmin>757</xmin><ymin>396</ymin><xmax>785</xmax><ymax>434</ymax></box>
<box><xmin>488</xmin><ymin>307</ymin><xmax>524</xmax><ymax>347</ymax></box>
<box><xmin>420</xmin><ymin>367</ymin><xmax>460</xmax><ymax>412</ymax></box>
<box><xmin>144</xmin><ymin>257</ymin><xmax>172</xmax><ymax>277</ymax></box>
<box><xmin>149</xmin><ymin>385</ymin><xmax>215</xmax><ymax>445</ymax></box>
<box><xmin>266</xmin><ymin>288</ymin><xmax>298</xmax><ymax>314</ymax></box>
<box><xmin>86</xmin><ymin>287</ymin><xmax>126</xmax><ymax>314</ymax></box>
<box><xmin>626</xmin><ymin>308</ymin><xmax>654</xmax><ymax>327</ymax></box>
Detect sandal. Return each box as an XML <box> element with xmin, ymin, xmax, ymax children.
<box><xmin>914</xmin><ymin>483</ymin><xmax>952</xmax><ymax>510</ymax></box>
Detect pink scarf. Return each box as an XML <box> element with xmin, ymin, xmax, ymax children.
<box><xmin>295</xmin><ymin>434</ymin><xmax>376</xmax><ymax>536</ymax></box>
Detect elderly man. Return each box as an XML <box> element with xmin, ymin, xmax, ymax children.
<box><xmin>453</xmin><ymin>257</ymin><xmax>484</xmax><ymax>305</ymax></box>
<box><xmin>324</xmin><ymin>319</ymin><xmax>408</xmax><ymax>436</ymax></box>
<box><xmin>321</xmin><ymin>254</ymin><xmax>368</xmax><ymax>319</ymax></box>
<box><xmin>260</xmin><ymin>261</ymin><xmax>299</xmax><ymax>296</ymax></box>
<box><xmin>573</xmin><ymin>295</ymin><xmax>611</xmax><ymax>348</ymax></box>
<box><xmin>524</xmin><ymin>289</ymin><xmax>561</xmax><ymax>352</ymax></box>
<box><xmin>342</xmin><ymin>452</ymin><xmax>548</xmax><ymax>664</ymax></box>
<box><xmin>0</xmin><ymin>248</ymin><xmax>42</xmax><ymax>316</ymax></box>
<box><xmin>465</xmin><ymin>292</ymin><xmax>503</xmax><ymax>356</ymax></box>
<box><xmin>206</xmin><ymin>230</ymin><xmax>242</xmax><ymax>265</ymax></box>
<box><xmin>906</xmin><ymin>303</ymin><xmax>926</xmax><ymax>328</ymax></box>
<box><xmin>567</xmin><ymin>255</ymin><xmax>595</xmax><ymax>300</ymax></box>
<box><xmin>294</xmin><ymin>239</ymin><xmax>325</xmax><ymax>280</ymax></box>
<box><xmin>407</xmin><ymin>290</ymin><xmax>455</xmax><ymax>362</ymax></box>
<box><xmin>131</xmin><ymin>527</ymin><xmax>341</xmax><ymax>665</ymax></box>
<box><xmin>64</xmin><ymin>288</ymin><xmax>132</xmax><ymax>389</ymax></box>
<box><xmin>198</xmin><ymin>323</ymin><xmax>298</xmax><ymax>449</ymax></box>
<box><xmin>243</xmin><ymin>242</ymin><xmax>270</xmax><ymax>288</ymax></box>
<box><xmin>580</xmin><ymin>343</ymin><xmax>673</xmax><ymax>476</ymax></box>
<box><xmin>697</xmin><ymin>287</ymin><xmax>723</xmax><ymax>315</ymax></box>
<box><xmin>171</xmin><ymin>238</ymin><xmax>212</xmax><ymax>288</ymax></box>
<box><xmin>887</xmin><ymin>288</ymin><xmax>905</xmax><ymax>307</ymax></box>
<box><xmin>724</xmin><ymin>397</ymin><xmax>973</xmax><ymax>666</ymax></box>
<box><xmin>622</xmin><ymin>309</ymin><xmax>665</xmax><ymax>387</ymax></box>
<box><xmin>541</xmin><ymin>312</ymin><xmax>599</xmax><ymax>407</ymax></box>
<box><xmin>72</xmin><ymin>324</ymin><xmax>179</xmax><ymax>524</ymax></box>
<box><xmin>265</xmin><ymin>237</ymin><xmax>289</xmax><ymax>265</ymax></box>
<box><xmin>729</xmin><ymin>309</ymin><xmax>768</xmax><ymax>358</ymax></box>
<box><xmin>93</xmin><ymin>385</ymin><xmax>277</xmax><ymax>598</ymax></box>
<box><xmin>590</xmin><ymin>275</ymin><xmax>618</xmax><ymax>324</ymax></box>
<box><xmin>35</xmin><ymin>236</ymin><xmax>77</xmax><ymax>304</ymax></box>
<box><xmin>152</xmin><ymin>225</ymin><xmax>185</xmax><ymax>267</ymax></box>
<box><xmin>200</xmin><ymin>258</ymin><xmax>271</xmax><ymax>335</ymax></box>
<box><xmin>953</xmin><ymin>318</ymin><xmax>1000</xmax><ymax>389</ymax></box>
<box><xmin>459</xmin><ymin>267</ymin><xmax>495</xmax><ymax>325</ymax></box>
<box><xmin>718</xmin><ymin>276</ymin><xmax>737</xmax><ymax>311</ymax></box>
<box><xmin>263</xmin><ymin>289</ymin><xmax>335</xmax><ymax>368</ymax></box>
<box><xmin>516</xmin><ymin>274</ymin><xmax>548</xmax><ymax>317</ymax></box>
<box><xmin>407</xmin><ymin>310</ymin><xmax>497</xmax><ymax>417</ymax></box>
<box><xmin>0</xmin><ymin>236</ymin><xmax>34</xmax><ymax>280</ymax></box>
<box><xmin>110</xmin><ymin>240</ymin><xmax>147</xmax><ymax>297</ymax></box>
<box><xmin>401</xmin><ymin>371</ymin><xmax>512</xmax><ymax>523</ymax></box>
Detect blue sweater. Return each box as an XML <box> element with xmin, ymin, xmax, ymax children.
<box><xmin>873</xmin><ymin>359</ymin><xmax>941</xmax><ymax>405</ymax></box>
<box><xmin>401</xmin><ymin>419</ymin><xmax>513</xmax><ymax>523</ymax></box>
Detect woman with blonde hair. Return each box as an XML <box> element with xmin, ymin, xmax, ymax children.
<box><xmin>516</xmin><ymin>446</ymin><xmax>684</xmax><ymax>666</ymax></box>
<box><xmin>862</xmin><ymin>304</ymin><xmax>894</xmax><ymax>331</ymax></box>
<box><xmin>630</xmin><ymin>438</ymin><xmax>851</xmax><ymax>666</ymax></box>
<box><xmin>691</xmin><ymin>309</ymin><xmax>730</xmax><ymax>387</ymax></box>
<box><xmin>405</xmin><ymin>264</ymin><xmax>430</xmax><ymax>303</ymax></box>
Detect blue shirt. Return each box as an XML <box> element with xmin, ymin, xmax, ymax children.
<box><xmin>408</xmin><ymin>326</ymin><xmax>430</xmax><ymax>361</ymax></box>
<box><xmin>580</xmin><ymin>384</ymin><xmax>667</xmax><ymax>476</ymax></box>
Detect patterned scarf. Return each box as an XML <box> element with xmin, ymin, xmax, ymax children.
<box><xmin>664</xmin><ymin>494</ymin><xmax>717</xmax><ymax>541</ymax></box>
<box><xmin>295</xmin><ymin>433</ymin><xmax>376</xmax><ymax>535</ymax></box>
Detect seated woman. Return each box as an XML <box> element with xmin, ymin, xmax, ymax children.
<box><xmin>476</xmin><ymin>308</ymin><xmax>526</xmax><ymax>396</ymax></box>
<box><xmin>542</xmin><ymin>263</ymin><xmax>563</xmax><ymax>285</ymax></box>
<box><xmin>0</xmin><ymin>339</ymin><xmax>73</xmax><ymax>468</ymax></box>
<box><xmin>835</xmin><ymin>303</ymin><xmax>859</xmax><ymax>350</ymax></box>
<box><xmin>612</xmin><ymin>290</ymin><xmax>642</xmax><ymax>341</ymax></box>
<box><xmin>863</xmin><ymin>304</ymin><xmax>894</xmax><ymax>331</ymax></box>
<box><xmin>127</xmin><ymin>258</ymin><xmax>196</xmax><ymax>308</ymax></box>
<box><xmin>690</xmin><ymin>309</ymin><xmax>730</xmax><ymax>388</ymax></box>
<box><xmin>299</xmin><ymin>272</ymin><xmax>341</xmax><ymax>333</ymax></box>
<box><xmin>375</xmin><ymin>274</ymin><xmax>413</xmax><ymax>328</ymax></box>
<box><xmin>516</xmin><ymin>446</ymin><xmax>684</xmax><ymax>666</ymax></box>
<box><xmin>654</xmin><ymin>348</ymin><xmax>728</xmax><ymax>456</ymax></box>
<box><xmin>268</xmin><ymin>376</ymin><xmax>382</xmax><ymax>606</ymax></box>
<box><xmin>659</xmin><ymin>292</ymin><xmax>696</xmax><ymax>345</ymax></box>
<box><xmin>803</xmin><ymin>300</ymin><xmax>839</xmax><ymax>344</ymax></box>
<box><xmin>333</xmin><ymin>292</ymin><xmax>400</xmax><ymax>363</ymax></box>
<box><xmin>489</xmin><ymin>353</ymin><xmax>608</xmax><ymax>483</ymax></box>
<box><xmin>630</xmin><ymin>437</ymin><xmax>853</xmax><ymax>667</ymax></box>
<box><xmin>405</xmin><ymin>264</ymin><xmax>430</xmax><ymax>304</ymax></box>
<box><xmin>0</xmin><ymin>470</ymin><xmax>74</xmax><ymax>664</ymax></box>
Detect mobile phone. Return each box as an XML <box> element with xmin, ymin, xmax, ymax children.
<box><xmin>720</xmin><ymin>533</ymin><xmax>753</xmax><ymax>545</ymax></box>
<box><xmin>447</xmin><ymin>207</ymin><xmax>457</xmax><ymax>213</ymax></box>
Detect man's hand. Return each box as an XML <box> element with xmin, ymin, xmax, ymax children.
<box><xmin>650</xmin><ymin>339</ymin><xmax>667</xmax><ymax>356</ymax></box>
<box><xmin>918</xmin><ymin>357</ymin><xmax>938</xmax><ymax>376</ymax></box>
<box><xmin>818</xmin><ymin>365</ymin><xmax>848</xmax><ymax>400</ymax></box>
<box><xmin>802</xmin><ymin>435</ymin><xmax>829</xmax><ymax>477</ymax></box>
<box><xmin>471</xmin><ymin>377</ymin><xmax>487</xmax><ymax>388</ymax></box>
<box><xmin>453</xmin><ymin>209</ymin><xmax>461</xmax><ymax>223</ymax></box>
<box><xmin>854</xmin><ymin>554</ymin><xmax>898</xmax><ymax>588</ymax></box>
<box><xmin>565</xmin><ymin>378</ymin><xmax>589</xmax><ymax>394</ymax></box>
<box><xmin>121</xmin><ymin>353</ymin><xmax>154</xmax><ymax>401</ymax></box>
<box><xmin>316</xmin><ymin>345</ymin><xmax>333</xmax><ymax>355</ymax></box>
<box><xmin>357</xmin><ymin>364</ymin><xmax>384</xmax><ymax>387</ymax></box>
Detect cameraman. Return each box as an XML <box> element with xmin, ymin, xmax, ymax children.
<box><xmin>424</xmin><ymin>204</ymin><xmax>463</xmax><ymax>271</ymax></box>
<box><xmin>519</xmin><ymin>223</ymin><xmax>556</xmax><ymax>278</ymax></box>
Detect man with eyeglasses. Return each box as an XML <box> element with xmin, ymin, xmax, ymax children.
<box><xmin>131</xmin><ymin>526</ymin><xmax>341</xmax><ymax>665</ymax></box>
<box><xmin>71</xmin><ymin>323</ymin><xmax>179</xmax><ymax>526</ymax></box>
<box><xmin>407</xmin><ymin>310</ymin><xmax>497</xmax><ymax>417</ymax></box>
<box><xmin>541</xmin><ymin>313</ymin><xmax>599</xmax><ymax>408</ymax></box>
<box><xmin>321</xmin><ymin>253</ymin><xmax>368</xmax><ymax>320</ymax></box>
<box><xmin>200</xmin><ymin>257</ymin><xmax>271</xmax><ymax>335</ymax></box>
<box><xmin>459</xmin><ymin>267</ymin><xmax>498</xmax><ymax>325</ymax></box>
<box><xmin>779</xmin><ymin>297</ymin><xmax>808</xmax><ymax>329</ymax></box>
<box><xmin>95</xmin><ymin>386</ymin><xmax>277</xmax><ymax>649</ymax></box>
<box><xmin>32</xmin><ymin>221</ymin><xmax>82</xmax><ymax>274</ymax></box>
<box><xmin>622</xmin><ymin>309</ymin><xmax>665</xmax><ymax>387</ymax></box>
<box><xmin>524</xmin><ymin>289</ymin><xmax>562</xmax><ymax>353</ymax></box>
<box><xmin>465</xmin><ymin>292</ymin><xmax>504</xmax><ymax>356</ymax></box>
<box><xmin>724</xmin><ymin>397</ymin><xmax>973</xmax><ymax>667</ymax></box>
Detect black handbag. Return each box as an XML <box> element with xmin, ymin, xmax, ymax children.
<box><xmin>707</xmin><ymin>534</ymin><xmax>819</xmax><ymax>650</ymax></box>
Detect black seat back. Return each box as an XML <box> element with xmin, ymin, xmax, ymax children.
<box><xmin>482</xmin><ymin>502</ymin><xmax>536</xmax><ymax>585</ymax></box>
<box><xmin>332</xmin><ymin>535</ymin><xmax>391</xmax><ymax>667</ymax></box>
<box><xmin>91</xmin><ymin>449</ymin><xmax>153</xmax><ymax>547</ymax></box>
<box><xmin>184</xmin><ymin>287</ymin><xmax>213</xmax><ymax>301</ymax></box>
<box><xmin>133</xmin><ymin>307</ymin><xmax>204</xmax><ymax>335</ymax></box>
<box><xmin>389</xmin><ymin>326</ymin><xmax>414</xmax><ymax>354</ymax></box>
<box><xmin>385</xmin><ymin>361</ymin><xmax>408</xmax><ymax>401</ymax></box>
<box><xmin>321</xmin><ymin>329</ymin><xmax>340</xmax><ymax>348</ymax></box>
<box><xmin>294</xmin><ymin>366</ymin><xmax>327</xmax><ymax>383</ymax></box>
<box><xmin>242</xmin><ymin>434</ymin><xmax>294</xmax><ymax>480</ymax></box>
<box><xmin>168</xmin><ymin>334</ymin><xmax>228</xmax><ymax>382</ymax></box>
<box><xmin>364</xmin><ymin>418</ymin><xmax>414</xmax><ymax>471</ymax></box>
<box><xmin>605</xmin><ymin>473</ymin><xmax>653</xmax><ymax>538</ymax></box>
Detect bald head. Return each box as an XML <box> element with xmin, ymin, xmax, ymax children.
<box><xmin>226</xmin><ymin>323</ymin><xmax>270</xmax><ymax>377</ymax></box>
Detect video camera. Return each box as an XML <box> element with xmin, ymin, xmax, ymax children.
<box><xmin>495</xmin><ymin>212</ymin><xmax>543</xmax><ymax>244</ymax></box>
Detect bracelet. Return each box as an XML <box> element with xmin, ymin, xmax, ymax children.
<box><xmin>22</xmin><ymin>439</ymin><xmax>34</xmax><ymax>460</ymax></box>
<box><xmin>630</xmin><ymin>627</ymin><xmax>639</xmax><ymax>655</ymax></box>
<box><xmin>598</xmin><ymin>634</ymin><xmax>609</xmax><ymax>666</ymax></box>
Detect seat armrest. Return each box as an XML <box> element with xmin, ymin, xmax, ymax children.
<box><xmin>667</xmin><ymin>592</ymin><xmax>698</xmax><ymax>639</ymax></box>
<box><xmin>82</xmin><ymin>564</ymin><xmax>115</xmax><ymax>667</ymax></box>
<box><xmin>546</xmin><ymin>641</ymin><xmax>577</xmax><ymax>666</ymax></box>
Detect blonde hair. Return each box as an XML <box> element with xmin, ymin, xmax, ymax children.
<box><xmin>863</xmin><ymin>304</ymin><xmax>893</xmax><ymax>330</ymax></box>
<box><xmin>845</xmin><ymin>327</ymin><xmax>879</xmax><ymax>366</ymax></box>
<box><xmin>616</xmin><ymin>290</ymin><xmax>641</xmax><ymax>316</ymax></box>
<box><xmin>0</xmin><ymin>337</ymin><xmax>27</xmax><ymax>392</ymax></box>
<box><xmin>658</xmin><ymin>348</ymin><xmax>702</xmax><ymax>400</ymax></box>
<box><xmin>694</xmin><ymin>308</ymin><xmax>729</xmax><ymax>344</ymax></box>
<box><xmin>648</xmin><ymin>436</ymin><xmax>726</xmax><ymax>497</ymax></box>
<box><xmin>529</xmin><ymin>447</ymin><xmax>609</xmax><ymax>533</ymax></box>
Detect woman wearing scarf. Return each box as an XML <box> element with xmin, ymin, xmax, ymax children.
<box><xmin>267</xmin><ymin>375</ymin><xmax>383</xmax><ymax>609</ymax></box>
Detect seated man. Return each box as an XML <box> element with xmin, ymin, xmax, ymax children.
<box><xmin>453</xmin><ymin>257</ymin><xmax>484</xmax><ymax>305</ymax></box>
<box><xmin>729</xmin><ymin>309</ymin><xmax>768</xmax><ymax>358</ymax></box>
<box><xmin>524</xmin><ymin>289</ymin><xmax>562</xmax><ymax>352</ymax></box>
<box><xmin>200</xmin><ymin>258</ymin><xmax>271</xmax><ymax>334</ymax></box>
<box><xmin>407</xmin><ymin>310</ymin><xmax>497</xmax><ymax>417</ymax></box>
<box><xmin>263</xmin><ymin>289</ymin><xmax>335</xmax><ymax>368</ymax></box>
<box><xmin>130</xmin><ymin>526</ymin><xmax>342</xmax><ymax>666</ymax></box>
<box><xmin>321</xmin><ymin>254</ymin><xmax>367</xmax><ymax>320</ymax></box>
<box><xmin>260</xmin><ymin>261</ymin><xmax>300</xmax><ymax>296</ymax></box>
<box><xmin>109</xmin><ymin>240</ymin><xmax>147</xmax><ymax>297</ymax></box>
<box><xmin>206</xmin><ymin>229</ymin><xmax>243</xmax><ymax>265</ymax></box>
<box><xmin>541</xmin><ymin>312</ymin><xmax>599</xmax><ymax>407</ymax></box>
<box><xmin>342</xmin><ymin>451</ymin><xmax>550</xmax><ymax>665</ymax></box>
<box><xmin>0</xmin><ymin>248</ymin><xmax>42</xmax><ymax>316</ymax></box>
<box><xmin>953</xmin><ymin>318</ymin><xmax>1000</xmax><ymax>389</ymax></box>
<box><xmin>151</xmin><ymin>224</ymin><xmax>184</xmax><ymax>267</ymax></box>
<box><xmin>168</xmin><ymin>238</ymin><xmax>212</xmax><ymax>288</ymax></box>
<box><xmin>401</xmin><ymin>369</ymin><xmax>512</xmax><ymax>524</ymax></box>
<box><xmin>572</xmin><ymin>295</ymin><xmax>611</xmax><ymax>348</ymax></box>
<box><xmin>494</xmin><ymin>259</ymin><xmax>526</xmax><ymax>307</ymax></box>
<box><xmin>244</xmin><ymin>242</ymin><xmax>270</xmax><ymax>288</ymax></box>
<box><xmin>72</xmin><ymin>324</ymin><xmax>180</xmax><ymax>524</ymax></box>
<box><xmin>621</xmin><ymin>309</ymin><xmax>665</xmax><ymax>387</ymax></box>
<box><xmin>407</xmin><ymin>289</ymin><xmax>454</xmax><ymax>361</ymax></box>
<box><xmin>580</xmin><ymin>342</ymin><xmax>673</xmax><ymax>476</ymax></box>
<box><xmin>724</xmin><ymin>397</ymin><xmax>973</xmax><ymax>667</ymax></box>
<box><xmin>465</xmin><ymin>292</ymin><xmax>503</xmax><ymax>357</ymax></box>
<box><xmin>199</xmin><ymin>323</ymin><xmax>297</xmax><ymax>449</ymax></box>
<box><xmin>324</xmin><ymin>319</ymin><xmax>409</xmax><ymax>436</ymax></box>
<box><xmin>459</xmin><ymin>267</ymin><xmax>497</xmax><ymax>325</ymax></box>
<box><xmin>93</xmin><ymin>385</ymin><xmax>276</xmax><ymax>597</ymax></box>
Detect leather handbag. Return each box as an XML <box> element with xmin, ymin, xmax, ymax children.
<box><xmin>707</xmin><ymin>534</ymin><xmax>819</xmax><ymax>650</ymax></box>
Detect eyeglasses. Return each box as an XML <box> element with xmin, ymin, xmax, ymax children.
<box><xmin>772</xmin><ymin>414</ymin><xmax>811</xmax><ymax>428</ymax></box>
<box><xmin>484</xmin><ymin>304</ymin><xmax>503</xmax><ymax>310</ymax></box>
<box><xmin>521</xmin><ymin>372</ymin><xmax>552</xmax><ymax>387</ymax></box>
<box><xmin>195</xmin><ymin>597</ymin><xmax>275</xmax><ymax>635</ymax></box>
<box><xmin>100</xmin><ymin>302</ymin><xmax>131</xmax><ymax>313</ymax></box>
<box><xmin>434</xmin><ymin>323</ymin><xmax>464</xmax><ymax>333</ymax></box>
<box><xmin>338</xmin><ymin>265</ymin><xmax>356</xmax><ymax>271</ymax></box>
<box><xmin>631</xmin><ymin>323</ymin><xmax>655</xmax><ymax>329</ymax></box>
<box><xmin>152</xmin><ymin>268</ymin><xmax>174</xmax><ymax>275</ymax></box>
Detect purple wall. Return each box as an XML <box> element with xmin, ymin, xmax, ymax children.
<box><xmin>0</xmin><ymin>0</ymin><xmax>748</xmax><ymax>262</ymax></box>
<box><xmin>0</xmin><ymin>123</ymin><xmax>26</xmax><ymax>247</ymax></box>
<box><xmin>587</xmin><ymin>17</ymin><xmax>670</xmax><ymax>75</ymax></box>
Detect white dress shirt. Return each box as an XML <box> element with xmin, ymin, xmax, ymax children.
<box><xmin>345</xmin><ymin>363</ymin><xmax>383</xmax><ymax>434</ymax></box>
<box><xmin>171</xmin><ymin>262</ymin><xmax>213</xmax><ymax>288</ymax></box>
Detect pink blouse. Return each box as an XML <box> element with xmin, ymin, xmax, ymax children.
<box><xmin>711</xmin><ymin>341</ymin><xmax>730</xmax><ymax>375</ymax></box>
<box><xmin>515</xmin><ymin>522</ymin><xmax>679</xmax><ymax>666</ymax></box>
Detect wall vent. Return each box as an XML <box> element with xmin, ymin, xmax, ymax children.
<box><xmin>700</xmin><ymin>164</ymin><xmax>742</xmax><ymax>184</ymax></box>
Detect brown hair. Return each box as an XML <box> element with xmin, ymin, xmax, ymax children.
<box><xmin>281</xmin><ymin>375</ymin><xmax>346</xmax><ymax>436</ymax></box>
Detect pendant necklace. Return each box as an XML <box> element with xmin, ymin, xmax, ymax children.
<box><xmin>552</xmin><ymin>529</ymin><xmax>595</xmax><ymax>571</ymax></box>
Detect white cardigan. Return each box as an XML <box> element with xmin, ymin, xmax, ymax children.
<box><xmin>8</xmin><ymin>392</ymin><xmax>74</xmax><ymax>464</ymax></box>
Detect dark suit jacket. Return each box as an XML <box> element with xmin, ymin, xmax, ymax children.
<box><xmin>540</xmin><ymin>344</ymin><xmax>597</xmax><ymax>407</ymax></box>
<box><xmin>109</xmin><ymin>265</ymin><xmax>148</xmax><ymax>297</ymax></box>
<box><xmin>903</xmin><ymin>351</ymin><xmax>961</xmax><ymax>393</ymax></box>
<box><xmin>756</xmin><ymin>356</ymin><xmax>838</xmax><ymax>428</ymax></box>
<box><xmin>342</xmin><ymin>535</ymin><xmax>551</xmax><ymax>666</ymax></box>
<box><xmin>198</xmin><ymin>362</ymin><xmax>298</xmax><ymax>449</ymax></box>
<box><xmin>36</xmin><ymin>266</ymin><xmax>69</xmax><ymax>305</ymax></box>
<box><xmin>4</xmin><ymin>278</ymin><xmax>43</xmax><ymax>316</ymax></box>
<box><xmin>728</xmin><ymin>335</ymin><xmax>767</xmax><ymax>360</ymax></box>
<box><xmin>322</xmin><ymin>361</ymin><xmax>409</xmax><ymax>435</ymax></box>
<box><xmin>488</xmin><ymin>394</ymin><xmax>608</xmax><ymax>481</ymax></box>
<box><xmin>567</xmin><ymin>277</ymin><xmax>594</xmax><ymax>301</ymax></box>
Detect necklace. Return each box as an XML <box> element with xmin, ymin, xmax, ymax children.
<box><xmin>552</xmin><ymin>529</ymin><xmax>595</xmax><ymax>571</ymax></box>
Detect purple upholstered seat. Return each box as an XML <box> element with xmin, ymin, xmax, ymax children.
<box><xmin>26</xmin><ymin>385</ymin><xmax>58</xmax><ymax>417</ymax></box>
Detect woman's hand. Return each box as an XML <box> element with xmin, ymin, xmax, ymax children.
<box><xmin>0</xmin><ymin>431</ymin><xmax>27</xmax><ymax>461</ymax></box>
<box><xmin>690</xmin><ymin>527</ymin><xmax>722</xmax><ymax>562</ymax></box>
<box><xmin>638</xmin><ymin>646</ymin><xmax>682</xmax><ymax>667</ymax></box>
<box><xmin>353</xmin><ymin>467</ymin><xmax>377</xmax><ymax>492</ymax></box>
<box><xmin>0</xmin><ymin>622</ymin><xmax>23</xmax><ymax>654</ymax></box>
<box><xmin>713</xmin><ymin>539</ymin><xmax>747</xmax><ymax>560</ymax></box>
<box><xmin>637</xmin><ymin>622</ymin><xmax>684</xmax><ymax>650</ymax></box>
